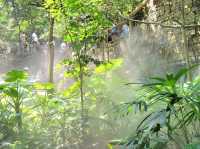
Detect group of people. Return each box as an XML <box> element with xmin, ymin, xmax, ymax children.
<box><xmin>19</xmin><ymin>32</ymin><xmax>40</xmax><ymax>56</ymax></box>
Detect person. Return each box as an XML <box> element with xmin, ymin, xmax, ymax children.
<box><xmin>111</xmin><ymin>24</ymin><xmax>117</xmax><ymax>34</ymax></box>
<box><xmin>20</xmin><ymin>32</ymin><xmax>28</xmax><ymax>56</ymax></box>
<box><xmin>60</xmin><ymin>42</ymin><xmax>67</xmax><ymax>50</ymax></box>
<box><xmin>31</xmin><ymin>32</ymin><xmax>40</xmax><ymax>53</ymax></box>
<box><xmin>120</xmin><ymin>23</ymin><xmax>129</xmax><ymax>38</ymax></box>
<box><xmin>108</xmin><ymin>29</ymin><xmax>113</xmax><ymax>43</ymax></box>
<box><xmin>32</xmin><ymin>32</ymin><xmax>39</xmax><ymax>44</ymax></box>
<box><xmin>108</xmin><ymin>24</ymin><xmax>119</xmax><ymax>43</ymax></box>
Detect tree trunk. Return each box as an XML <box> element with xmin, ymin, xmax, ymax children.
<box><xmin>102</xmin><ymin>41</ymin><xmax>105</xmax><ymax>61</ymax></box>
<box><xmin>181</xmin><ymin>0</ymin><xmax>192</xmax><ymax>81</ymax></box>
<box><xmin>48</xmin><ymin>16</ymin><xmax>55</xmax><ymax>83</ymax></box>
<box><xmin>80</xmin><ymin>62</ymin><xmax>84</xmax><ymax>124</ymax></box>
<box><xmin>18</xmin><ymin>25</ymin><xmax>22</xmax><ymax>55</ymax></box>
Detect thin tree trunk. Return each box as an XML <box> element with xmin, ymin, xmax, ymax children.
<box><xmin>80</xmin><ymin>65</ymin><xmax>84</xmax><ymax>121</ymax></box>
<box><xmin>79</xmin><ymin>62</ymin><xmax>84</xmax><ymax>121</ymax></box>
<box><xmin>181</xmin><ymin>0</ymin><xmax>192</xmax><ymax>82</ymax></box>
<box><xmin>102</xmin><ymin>41</ymin><xmax>105</xmax><ymax>61</ymax></box>
<box><xmin>18</xmin><ymin>25</ymin><xmax>22</xmax><ymax>55</ymax></box>
<box><xmin>48</xmin><ymin>16</ymin><xmax>55</xmax><ymax>83</ymax></box>
<box><xmin>78</xmin><ymin>50</ymin><xmax>85</xmax><ymax>149</ymax></box>
<box><xmin>107</xmin><ymin>47</ymin><xmax>110</xmax><ymax>62</ymax></box>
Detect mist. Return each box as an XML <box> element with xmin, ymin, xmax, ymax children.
<box><xmin>1</xmin><ymin>0</ymin><xmax>200</xmax><ymax>148</ymax></box>
<box><xmin>0</xmin><ymin>42</ymin><xmax>71</xmax><ymax>83</ymax></box>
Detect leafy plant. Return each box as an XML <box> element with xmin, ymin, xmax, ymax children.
<box><xmin>0</xmin><ymin>70</ymin><xmax>31</xmax><ymax>131</ymax></box>
<box><xmin>110</xmin><ymin>66</ymin><xmax>200</xmax><ymax>149</ymax></box>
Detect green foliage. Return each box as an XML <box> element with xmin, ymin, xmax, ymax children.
<box><xmin>4</xmin><ymin>70</ymin><xmax>28</xmax><ymax>82</ymax></box>
<box><xmin>185</xmin><ymin>144</ymin><xmax>200</xmax><ymax>149</ymax></box>
<box><xmin>2</xmin><ymin>0</ymin><xmax>200</xmax><ymax>148</ymax></box>
<box><xmin>111</xmin><ymin>66</ymin><xmax>200</xmax><ymax>149</ymax></box>
<box><xmin>33</xmin><ymin>82</ymin><xmax>55</xmax><ymax>90</ymax></box>
<box><xmin>0</xmin><ymin>0</ymin><xmax>137</xmax><ymax>147</ymax></box>
<box><xmin>95</xmin><ymin>58</ymin><xmax>123</xmax><ymax>74</ymax></box>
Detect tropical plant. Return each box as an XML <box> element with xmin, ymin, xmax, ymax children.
<box><xmin>110</xmin><ymin>66</ymin><xmax>200</xmax><ymax>149</ymax></box>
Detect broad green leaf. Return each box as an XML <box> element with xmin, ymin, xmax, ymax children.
<box><xmin>33</xmin><ymin>82</ymin><xmax>55</xmax><ymax>90</ymax></box>
<box><xmin>95</xmin><ymin>59</ymin><xmax>123</xmax><ymax>74</ymax></box>
<box><xmin>4</xmin><ymin>70</ymin><xmax>28</xmax><ymax>82</ymax></box>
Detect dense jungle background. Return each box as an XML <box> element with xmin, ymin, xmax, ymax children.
<box><xmin>0</xmin><ymin>0</ymin><xmax>200</xmax><ymax>148</ymax></box>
